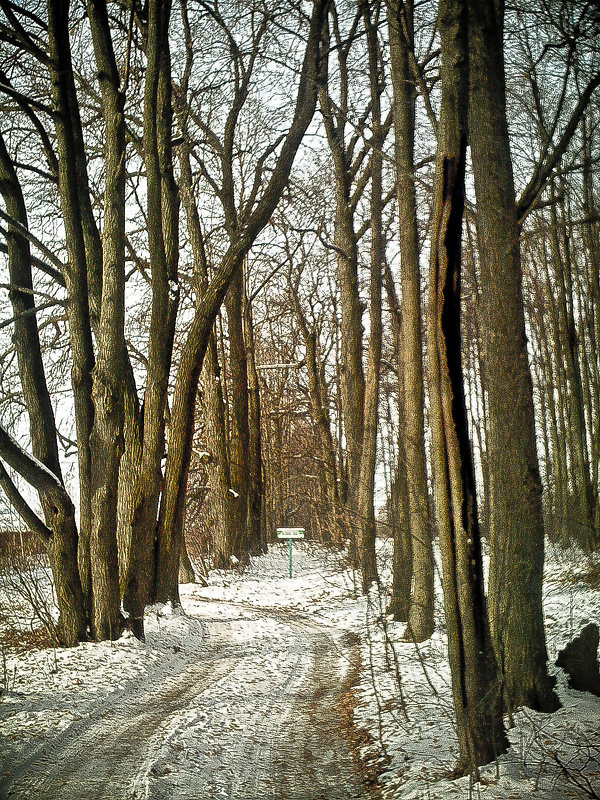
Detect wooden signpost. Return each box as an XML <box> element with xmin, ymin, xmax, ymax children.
<box><xmin>276</xmin><ymin>527</ymin><xmax>305</xmax><ymax>578</ymax></box>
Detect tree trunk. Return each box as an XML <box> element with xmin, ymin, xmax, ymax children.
<box><xmin>0</xmin><ymin>134</ymin><xmax>87</xmax><ymax>645</ymax></box>
<box><xmin>154</xmin><ymin>0</ymin><xmax>328</xmax><ymax>599</ymax></box>
<box><xmin>224</xmin><ymin>271</ymin><xmax>251</xmax><ymax>549</ymax></box>
<box><xmin>550</xmin><ymin>185</ymin><xmax>595</xmax><ymax>547</ymax></box>
<box><xmin>356</xmin><ymin>0</ymin><xmax>383</xmax><ymax>592</ymax></box>
<box><xmin>468</xmin><ymin>0</ymin><xmax>559</xmax><ymax>713</ymax></box>
<box><xmin>428</xmin><ymin>0</ymin><xmax>507</xmax><ymax>773</ymax></box>
<box><xmin>387</xmin><ymin>0</ymin><xmax>434</xmax><ymax>640</ymax></box>
<box><xmin>204</xmin><ymin>332</ymin><xmax>238</xmax><ymax>568</ymax></box>
<box><xmin>318</xmin><ymin>13</ymin><xmax>366</xmax><ymax>566</ymax></box>
<box><xmin>291</xmin><ymin>288</ymin><xmax>341</xmax><ymax>543</ymax></box>
<box><xmin>244</xmin><ymin>292</ymin><xmax>264</xmax><ymax>554</ymax></box>
<box><xmin>123</xmin><ymin>0</ymin><xmax>180</xmax><ymax>630</ymax></box>
<box><xmin>47</xmin><ymin>0</ymin><xmax>96</xmax><ymax>620</ymax></box>
<box><xmin>174</xmin><ymin>115</ymin><xmax>239</xmax><ymax>570</ymax></box>
<box><xmin>86</xmin><ymin>0</ymin><xmax>127</xmax><ymax>641</ymax></box>
<box><xmin>388</xmin><ymin>446</ymin><xmax>412</xmax><ymax>620</ymax></box>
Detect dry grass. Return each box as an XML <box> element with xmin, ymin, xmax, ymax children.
<box><xmin>0</xmin><ymin>625</ymin><xmax>56</xmax><ymax>653</ymax></box>
<box><xmin>561</xmin><ymin>558</ymin><xmax>600</xmax><ymax>590</ymax></box>
<box><xmin>336</xmin><ymin>633</ymin><xmax>386</xmax><ymax>798</ymax></box>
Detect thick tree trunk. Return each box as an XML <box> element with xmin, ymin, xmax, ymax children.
<box><xmin>428</xmin><ymin>0</ymin><xmax>507</xmax><ymax>773</ymax></box>
<box><xmin>48</xmin><ymin>0</ymin><xmax>96</xmax><ymax>619</ymax></box>
<box><xmin>86</xmin><ymin>0</ymin><xmax>127</xmax><ymax>641</ymax></box>
<box><xmin>468</xmin><ymin>0</ymin><xmax>559</xmax><ymax>713</ymax></box>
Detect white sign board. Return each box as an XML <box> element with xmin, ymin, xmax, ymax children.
<box><xmin>277</xmin><ymin>527</ymin><xmax>305</xmax><ymax>539</ymax></box>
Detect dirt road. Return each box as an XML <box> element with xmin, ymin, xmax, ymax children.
<box><xmin>0</xmin><ymin>605</ymin><xmax>374</xmax><ymax>800</ymax></box>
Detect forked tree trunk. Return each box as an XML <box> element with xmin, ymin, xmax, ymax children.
<box><xmin>428</xmin><ymin>0</ymin><xmax>507</xmax><ymax>774</ymax></box>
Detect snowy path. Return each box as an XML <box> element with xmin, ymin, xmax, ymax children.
<box><xmin>0</xmin><ymin>603</ymin><xmax>370</xmax><ymax>800</ymax></box>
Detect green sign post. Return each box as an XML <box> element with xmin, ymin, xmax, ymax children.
<box><xmin>276</xmin><ymin>527</ymin><xmax>305</xmax><ymax>577</ymax></box>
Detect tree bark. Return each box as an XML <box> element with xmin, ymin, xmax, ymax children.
<box><xmin>86</xmin><ymin>0</ymin><xmax>127</xmax><ymax>641</ymax></box>
<box><xmin>467</xmin><ymin>0</ymin><xmax>559</xmax><ymax>713</ymax></box>
<box><xmin>356</xmin><ymin>0</ymin><xmax>383</xmax><ymax>592</ymax></box>
<box><xmin>428</xmin><ymin>0</ymin><xmax>507</xmax><ymax>773</ymax></box>
<box><xmin>550</xmin><ymin>185</ymin><xmax>595</xmax><ymax>547</ymax></box>
<box><xmin>47</xmin><ymin>0</ymin><xmax>96</xmax><ymax>619</ymax></box>
<box><xmin>318</xmin><ymin>9</ymin><xmax>365</xmax><ymax>524</ymax></box>
<box><xmin>123</xmin><ymin>0</ymin><xmax>180</xmax><ymax>629</ymax></box>
<box><xmin>0</xmin><ymin>137</ymin><xmax>87</xmax><ymax>645</ymax></box>
<box><xmin>290</xmin><ymin>283</ymin><xmax>341</xmax><ymax>543</ymax></box>
<box><xmin>203</xmin><ymin>332</ymin><xmax>238</xmax><ymax>568</ymax></box>
<box><xmin>244</xmin><ymin>291</ymin><xmax>264</xmax><ymax>554</ymax></box>
<box><xmin>387</xmin><ymin>0</ymin><xmax>434</xmax><ymax>640</ymax></box>
<box><xmin>224</xmin><ymin>270</ymin><xmax>251</xmax><ymax>548</ymax></box>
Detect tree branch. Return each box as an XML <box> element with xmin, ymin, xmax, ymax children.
<box><xmin>0</xmin><ymin>424</ymin><xmax>68</xmax><ymax>507</ymax></box>
<box><xmin>0</xmin><ymin>459</ymin><xmax>52</xmax><ymax>541</ymax></box>
<box><xmin>0</xmin><ymin>211</ymin><xmax>66</xmax><ymax>274</ymax></box>
<box><xmin>517</xmin><ymin>71</ymin><xmax>600</xmax><ymax>223</ymax></box>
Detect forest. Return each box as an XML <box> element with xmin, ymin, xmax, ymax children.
<box><xmin>0</xmin><ymin>0</ymin><xmax>599</xmax><ymax>787</ymax></box>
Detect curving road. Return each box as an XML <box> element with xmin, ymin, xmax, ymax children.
<box><xmin>0</xmin><ymin>605</ymin><xmax>375</xmax><ymax>800</ymax></box>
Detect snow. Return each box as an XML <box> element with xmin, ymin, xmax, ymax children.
<box><xmin>168</xmin><ymin>280</ymin><xmax>179</xmax><ymax>300</ymax></box>
<box><xmin>1</xmin><ymin>540</ymin><xmax>599</xmax><ymax>799</ymax></box>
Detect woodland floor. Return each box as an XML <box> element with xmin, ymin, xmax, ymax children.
<box><xmin>0</xmin><ymin>603</ymin><xmax>371</xmax><ymax>799</ymax></box>
<box><xmin>0</xmin><ymin>541</ymin><xmax>599</xmax><ymax>800</ymax></box>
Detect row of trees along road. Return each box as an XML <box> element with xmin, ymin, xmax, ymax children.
<box><xmin>0</xmin><ymin>0</ymin><xmax>598</xmax><ymax>777</ymax></box>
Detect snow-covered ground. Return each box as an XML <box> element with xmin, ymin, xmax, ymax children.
<box><xmin>0</xmin><ymin>540</ymin><xmax>599</xmax><ymax>799</ymax></box>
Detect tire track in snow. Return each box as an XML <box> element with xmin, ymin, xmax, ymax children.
<box><xmin>0</xmin><ymin>639</ymin><xmax>240</xmax><ymax>799</ymax></box>
<box><xmin>238</xmin><ymin>615</ymin><xmax>366</xmax><ymax>800</ymax></box>
<box><xmin>0</xmin><ymin>605</ymin><xmax>373</xmax><ymax>800</ymax></box>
